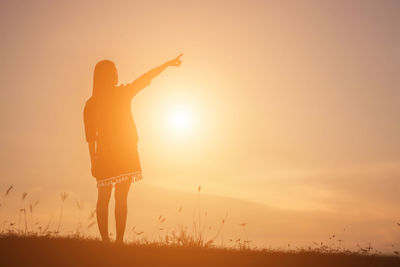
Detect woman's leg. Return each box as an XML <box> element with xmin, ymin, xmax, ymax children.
<box><xmin>114</xmin><ymin>178</ymin><xmax>132</xmax><ymax>243</ymax></box>
<box><xmin>97</xmin><ymin>185</ymin><xmax>112</xmax><ymax>242</ymax></box>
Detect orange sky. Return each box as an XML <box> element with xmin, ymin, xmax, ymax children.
<box><xmin>0</xmin><ymin>0</ymin><xmax>399</xmax><ymax>251</ymax></box>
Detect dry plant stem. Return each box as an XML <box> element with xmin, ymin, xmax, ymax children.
<box><xmin>57</xmin><ymin>203</ymin><xmax>64</xmax><ymax>233</ymax></box>
<box><xmin>57</xmin><ymin>193</ymin><xmax>69</xmax><ymax>234</ymax></box>
<box><xmin>43</xmin><ymin>211</ymin><xmax>54</xmax><ymax>234</ymax></box>
<box><xmin>23</xmin><ymin>209</ymin><xmax>27</xmax><ymax>234</ymax></box>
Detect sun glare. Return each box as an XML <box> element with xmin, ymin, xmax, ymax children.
<box><xmin>166</xmin><ymin>106</ymin><xmax>194</xmax><ymax>135</ymax></box>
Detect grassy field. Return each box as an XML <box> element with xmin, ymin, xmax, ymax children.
<box><xmin>0</xmin><ymin>235</ymin><xmax>399</xmax><ymax>267</ymax></box>
<box><xmin>1</xmin><ymin>185</ymin><xmax>399</xmax><ymax>266</ymax></box>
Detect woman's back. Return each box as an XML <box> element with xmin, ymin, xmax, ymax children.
<box><xmin>84</xmin><ymin>88</ymin><xmax>139</xmax><ymax>149</ymax></box>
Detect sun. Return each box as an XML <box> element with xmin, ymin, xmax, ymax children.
<box><xmin>166</xmin><ymin>106</ymin><xmax>194</xmax><ymax>135</ymax></box>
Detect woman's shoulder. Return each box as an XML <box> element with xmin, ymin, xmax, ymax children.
<box><xmin>83</xmin><ymin>97</ymin><xmax>96</xmax><ymax>118</ymax></box>
<box><xmin>84</xmin><ymin>97</ymin><xmax>95</xmax><ymax>109</ymax></box>
<box><xmin>85</xmin><ymin>97</ymin><xmax>95</xmax><ymax>105</ymax></box>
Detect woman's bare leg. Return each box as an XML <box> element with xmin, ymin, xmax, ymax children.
<box><xmin>97</xmin><ymin>185</ymin><xmax>112</xmax><ymax>242</ymax></box>
<box><xmin>114</xmin><ymin>179</ymin><xmax>132</xmax><ymax>243</ymax></box>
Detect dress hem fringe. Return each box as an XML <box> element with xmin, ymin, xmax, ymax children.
<box><xmin>97</xmin><ymin>171</ymin><xmax>142</xmax><ymax>188</ymax></box>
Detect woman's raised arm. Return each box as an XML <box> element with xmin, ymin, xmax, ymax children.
<box><xmin>143</xmin><ymin>53</ymin><xmax>182</xmax><ymax>80</ymax></box>
<box><xmin>121</xmin><ymin>53</ymin><xmax>183</xmax><ymax>99</ymax></box>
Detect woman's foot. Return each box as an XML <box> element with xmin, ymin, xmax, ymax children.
<box><xmin>115</xmin><ymin>238</ymin><xmax>124</xmax><ymax>244</ymax></box>
<box><xmin>101</xmin><ymin>236</ymin><xmax>110</xmax><ymax>243</ymax></box>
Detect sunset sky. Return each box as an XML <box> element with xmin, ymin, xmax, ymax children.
<box><xmin>0</xmin><ymin>0</ymin><xmax>399</xmax><ymax>251</ymax></box>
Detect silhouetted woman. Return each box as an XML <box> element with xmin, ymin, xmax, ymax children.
<box><xmin>83</xmin><ymin>54</ymin><xmax>182</xmax><ymax>243</ymax></box>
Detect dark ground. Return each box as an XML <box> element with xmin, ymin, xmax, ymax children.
<box><xmin>0</xmin><ymin>235</ymin><xmax>399</xmax><ymax>267</ymax></box>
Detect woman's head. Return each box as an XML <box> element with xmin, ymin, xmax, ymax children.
<box><xmin>92</xmin><ymin>60</ymin><xmax>118</xmax><ymax>97</ymax></box>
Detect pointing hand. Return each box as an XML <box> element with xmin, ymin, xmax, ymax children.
<box><xmin>168</xmin><ymin>53</ymin><xmax>183</xmax><ymax>67</ymax></box>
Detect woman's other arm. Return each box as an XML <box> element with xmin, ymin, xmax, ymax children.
<box><xmin>83</xmin><ymin>99</ymin><xmax>97</xmax><ymax>177</ymax></box>
<box><xmin>88</xmin><ymin>141</ymin><xmax>96</xmax><ymax>176</ymax></box>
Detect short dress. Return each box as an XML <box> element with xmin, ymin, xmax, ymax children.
<box><xmin>83</xmin><ymin>77</ymin><xmax>150</xmax><ymax>188</ymax></box>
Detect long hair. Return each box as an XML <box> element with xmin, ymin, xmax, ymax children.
<box><xmin>92</xmin><ymin>60</ymin><xmax>118</xmax><ymax>98</ymax></box>
<box><xmin>92</xmin><ymin>59</ymin><xmax>118</xmax><ymax>117</ymax></box>
<box><xmin>84</xmin><ymin>60</ymin><xmax>118</xmax><ymax>142</ymax></box>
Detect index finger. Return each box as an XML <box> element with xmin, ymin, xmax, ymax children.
<box><xmin>176</xmin><ymin>53</ymin><xmax>183</xmax><ymax>59</ymax></box>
